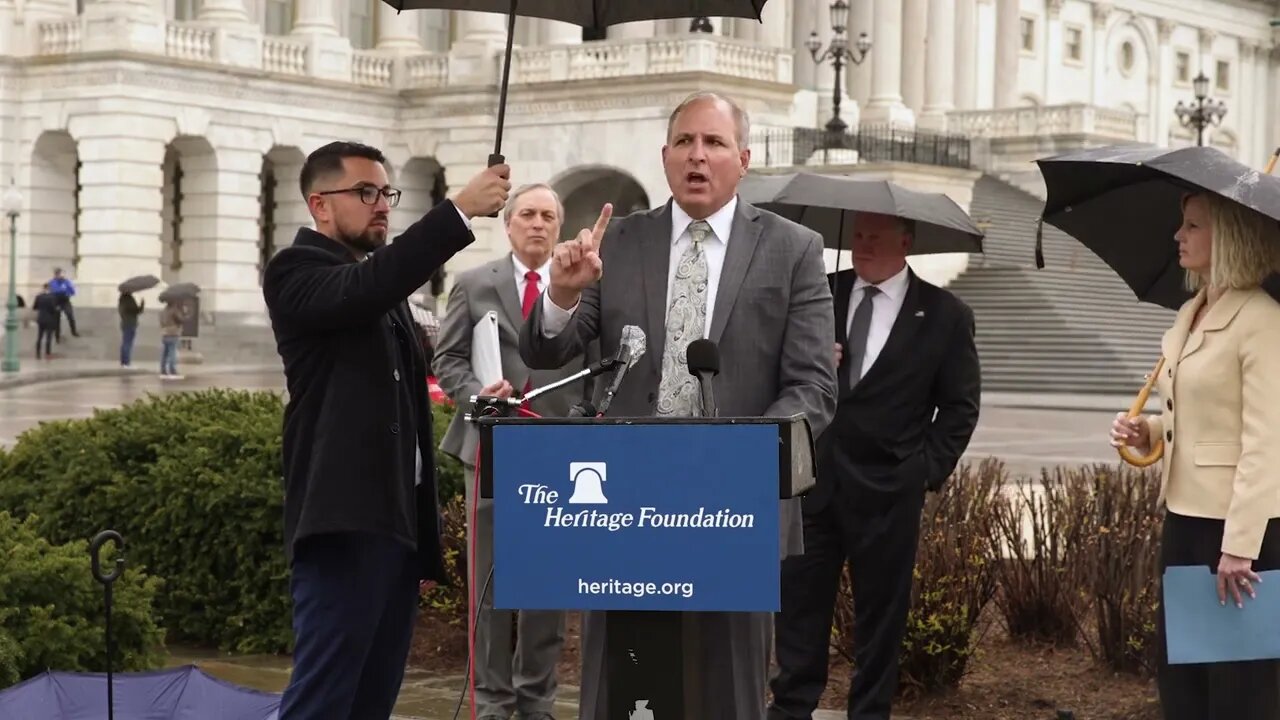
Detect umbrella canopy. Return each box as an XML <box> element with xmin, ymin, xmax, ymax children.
<box><xmin>378</xmin><ymin>0</ymin><xmax>769</xmax><ymax>164</ymax></box>
<box><xmin>737</xmin><ymin>172</ymin><xmax>985</xmax><ymax>256</ymax></box>
<box><xmin>0</xmin><ymin>665</ymin><xmax>280</xmax><ymax>719</ymax></box>
<box><xmin>118</xmin><ymin>275</ymin><xmax>159</xmax><ymax>294</ymax></box>
<box><xmin>1036</xmin><ymin>144</ymin><xmax>1280</xmax><ymax>310</ymax></box>
<box><xmin>158</xmin><ymin>282</ymin><xmax>200</xmax><ymax>303</ymax></box>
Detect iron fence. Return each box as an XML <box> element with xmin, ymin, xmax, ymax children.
<box><xmin>750</xmin><ymin>125</ymin><xmax>972</xmax><ymax>170</ymax></box>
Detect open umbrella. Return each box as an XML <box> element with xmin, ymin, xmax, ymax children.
<box><xmin>380</xmin><ymin>1</ymin><xmax>770</xmax><ymax>167</ymax></box>
<box><xmin>158</xmin><ymin>282</ymin><xmax>200</xmax><ymax>303</ymax></box>
<box><xmin>738</xmin><ymin>172</ymin><xmax>984</xmax><ymax>276</ymax></box>
<box><xmin>1035</xmin><ymin>144</ymin><xmax>1280</xmax><ymax>310</ymax></box>
<box><xmin>118</xmin><ymin>275</ymin><xmax>159</xmax><ymax>294</ymax></box>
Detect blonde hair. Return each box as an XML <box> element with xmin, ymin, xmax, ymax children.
<box><xmin>1182</xmin><ymin>192</ymin><xmax>1280</xmax><ymax>291</ymax></box>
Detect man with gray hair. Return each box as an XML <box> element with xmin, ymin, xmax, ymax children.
<box><xmin>434</xmin><ymin>182</ymin><xmax>593</xmax><ymax>720</ymax></box>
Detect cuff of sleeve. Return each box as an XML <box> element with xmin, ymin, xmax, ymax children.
<box><xmin>452</xmin><ymin>201</ymin><xmax>471</xmax><ymax>229</ymax></box>
<box><xmin>540</xmin><ymin>292</ymin><xmax>577</xmax><ymax>337</ymax></box>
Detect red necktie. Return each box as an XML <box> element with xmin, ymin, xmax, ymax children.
<box><xmin>521</xmin><ymin>270</ymin><xmax>540</xmax><ymax>319</ymax></box>
<box><xmin>521</xmin><ymin>270</ymin><xmax>540</xmax><ymax>395</ymax></box>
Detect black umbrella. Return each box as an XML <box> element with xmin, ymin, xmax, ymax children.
<box><xmin>158</xmin><ymin>282</ymin><xmax>200</xmax><ymax>303</ymax></box>
<box><xmin>1035</xmin><ymin>144</ymin><xmax>1280</xmax><ymax>310</ymax></box>
<box><xmin>380</xmin><ymin>0</ymin><xmax>769</xmax><ymax>167</ymax></box>
<box><xmin>738</xmin><ymin>172</ymin><xmax>984</xmax><ymax>276</ymax></box>
<box><xmin>118</xmin><ymin>275</ymin><xmax>159</xmax><ymax>294</ymax></box>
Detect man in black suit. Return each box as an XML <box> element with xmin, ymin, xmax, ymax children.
<box><xmin>768</xmin><ymin>212</ymin><xmax>981</xmax><ymax>720</ymax></box>
<box><xmin>263</xmin><ymin>141</ymin><xmax>510</xmax><ymax>720</ymax></box>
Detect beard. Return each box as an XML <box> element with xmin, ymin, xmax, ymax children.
<box><xmin>339</xmin><ymin>224</ymin><xmax>387</xmax><ymax>254</ymax></box>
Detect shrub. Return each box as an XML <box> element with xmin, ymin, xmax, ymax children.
<box><xmin>1070</xmin><ymin>464</ymin><xmax>1163</xmax><ymax>675</ymax></box>
<box><xmin>0</xmin><ymin>389</ymin><xmax>291</xmax><ymax>654</ymax></box>
<box><xmin>989</xmin><ymin>472</ymin><xmax>1091</xmax><ymax>646</ymax></box>
<box><xmin>419</xmin><ymin>494</ymin><xmax>469</xmax><ymax>627</ymax></box>
<box><xmin>831</xmin><ymin>460</ymin><xmax>1003</xmax><ymax>697</ymax></box>
<box><xmin>432</xmin><ymin>402</ymin><xmax>466</xmax><ymax>502</ymax></box>
<box><xmin>0</xmin><ymin>512</ymin><xmax>165</xmax><ymax>688</ymax></box>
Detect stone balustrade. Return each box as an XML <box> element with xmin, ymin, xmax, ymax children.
<box><xmin>28</xmin><ymin>21</ymin><xmax>791</xmax><ymax>91</ymax></box>
<box><xmin>946</xmin><ymin>103</ymin><xmax>1142</xmax><ymax>141</ymax></box>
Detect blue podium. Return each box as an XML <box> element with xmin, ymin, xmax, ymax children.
<box><xmin>477</xmin><ymin>415</ymin><xmax>816</xmax><ymax>719</ymax></box>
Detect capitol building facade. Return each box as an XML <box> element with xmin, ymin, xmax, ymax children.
<box><xmin>0</xmin><ymin>0</ymin><xmax>1276</xmax><ymax>324</ymax></box>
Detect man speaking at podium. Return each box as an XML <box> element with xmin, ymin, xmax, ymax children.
<box><xmin>519</xmin><ymin>91</ymin><xmax>838</xmax><ymax>719</ymax></box>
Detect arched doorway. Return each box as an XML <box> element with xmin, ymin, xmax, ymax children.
<box><xmin>397</xmin><ymin>156</ymin><xmax>448</xmax><ymax>300</ymax></box>
<box><xmin>160</xmin><ymin>136</ymin><xmax>217</xmax><ymax>288</ymax></box>
<box><xmin>258</xmin><ymin>146</ymin><xmax>307</xmax><ymax>284</ymax></box>
<box><xmin>551</xmin><ymin>165</ymin><xmax>650</xmax><ymax>242</ymax></box>
<box><xmin>26</xmin><ymin>131</ymin><xmax>80</xmax><ymax>293</ymax></box>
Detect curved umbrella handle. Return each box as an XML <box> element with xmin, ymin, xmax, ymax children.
<box><xmin>1118</xmin><ymin>356</ymin><xmax>1166</xmax><ymax>468</ymax></box>
<box><xmin>90</xmin><ymin>530</ymin><xmax>125</xmax><ymax>585</ymax></box>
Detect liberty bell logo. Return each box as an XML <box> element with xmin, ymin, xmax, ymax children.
<box><xmin>568</xmin><ymin>462</ymin><xmax>608</xmax><ymax>504</ymax></box>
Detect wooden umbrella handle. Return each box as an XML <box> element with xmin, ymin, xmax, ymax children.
<box><xmin>1118</xmin><ymin>356</ymin><xmax>1166</xmax><ymax>468</ymax></box>
<box><xmin>1265</xmin><ymin>147</ymin><xmax>1279</xmax><ymax>175</ymax></box>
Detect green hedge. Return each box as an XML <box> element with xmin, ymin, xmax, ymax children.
<box><xmin>0</xmin><ymin>512</ymin><xmax>164</xmax><ymax>687</ymax></box>
<box><xmin>0</xmin><ymin>389</ymin><xmax>469</xmax><ymax>656</ymax></box>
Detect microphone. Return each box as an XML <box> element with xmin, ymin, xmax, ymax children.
<box><xmin>686</xmin><ymin>339</ymin><xmax>720</xmax><ymax>418</ymax></box>
<box><xmin>596</xmin><ymin>325</ymin><xmax>647</xmax><ymax>416</ymax></box>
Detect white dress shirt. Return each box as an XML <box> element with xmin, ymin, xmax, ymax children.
<box><xmin>541</xmin><ymin>196</ymin><xmax>738</xmax><ymax>336</ymax></box>
<box><xmin>511</xmin><ymin>253</ymin><xmax>552</xmax><ymax>305</ymax></box>
<box><xmin>845</xmin><ymin>263</ymin><xmax>910</xmax><ymax>380</ymax></box>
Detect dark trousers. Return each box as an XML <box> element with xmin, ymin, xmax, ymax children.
<box><xmin>35</xmin><ymin>324</ymin><xmax>55</xmax><ymax>358</ymax></box>
<box><xmin>120</xmin><ymin>325</ymin><xmax>137</xmax><ymax>366</ymax></box>
<box><xmin>279</xmin><ymin>532</ymin><xmax>420</xmax><ymax>720</ymax></box>
<box><xmin>56</xmin><ymin>297</ymin><xmax>76</xmax><ymax>338</ymax></box>
<box><xmin>769</xmin><ymin>484</ymin><xmax>925</xmax><ymax>720</ymax></box>
<box><xmin>1156</xmin><ymin>512</ymin><xmax>1280</xmax><ymax>719</ymax></box>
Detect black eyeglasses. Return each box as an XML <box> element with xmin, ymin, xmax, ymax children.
<box><xmin>316</xmin><ymin>185</ymin><xmax>402</xmax><ymax>207</ymax></box>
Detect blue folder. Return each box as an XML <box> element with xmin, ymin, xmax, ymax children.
<box><xmin>1164</xmin><ymin>565</ymin><xmax>1280</xmax><ymax>664</ymax></box>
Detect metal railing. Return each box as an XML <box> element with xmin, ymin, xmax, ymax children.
<box><xmin>750</xmin><ymin>125</ymin><xmax>972</xmax><ymax>170</ymax></box>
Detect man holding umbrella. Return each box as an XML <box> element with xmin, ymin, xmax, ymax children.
<box><xmin>766</xmin><ymin>204</ymin><xmax>981</xmax><ymax>720</ymax></box>
<box><xmin>117</xmin><ymin>274</ymin><xmax>158</xmax><ymax>367</ymax></box>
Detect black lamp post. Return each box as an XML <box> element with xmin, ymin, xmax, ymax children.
<box><xmin>1174</xmin><ymin>71</ymin><xmax>1227</xmax><ymax>147</ymax></box>
<box><xmin>805</xmin><ymin>0</ymin><xmax>872</xmax><ymax>136</ymax></box>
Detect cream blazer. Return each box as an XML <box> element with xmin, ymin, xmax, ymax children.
<box><xmin>1145</xmin><ymin>286</ymin><xmax>1280</xmax><ymax>559</ymax></box>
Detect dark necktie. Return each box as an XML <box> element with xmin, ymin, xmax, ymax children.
<box><xmin>845</xmin><ymin>286</ymin><xmax>879</xmax><ymax>389</ymax></box>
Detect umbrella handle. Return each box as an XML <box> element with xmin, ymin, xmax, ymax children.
<box><xmin>1264</xmin><ymin>148</ymin><xmax>1279</xmax><ymax>175</ymax></box>
<box><xmin>484</xmin><ymin>0</ymin><xmax>518</xmax><ymax>218</ymax></box>
<box><xmin>90</xmin><ymin>530</ymin><xmax>124</xmax><ymax>585</ymax></box>
<box><xmin>1117</xmin><ymin>356</ymin><xmax>1165</xmax><ymax>468</ymax></box>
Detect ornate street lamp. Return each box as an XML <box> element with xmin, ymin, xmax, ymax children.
<box><xmin>1174</xmin><ymin>71</ymin><xmax>1227</xmax><ymax>147</ymax></box>
<box><xmin>2</xmin><ymin>178</ymin><xmax>22</xmax><ymax>373</ymax></box>
<box><xmin>806</xmin><ymin>0</ymin><xmax>872</xmax><ymax>136</ymax></box>
<box><xmin>689</xmin><ymin>16</ymin><xmax>713</xmax><ymax>33</ymax></box>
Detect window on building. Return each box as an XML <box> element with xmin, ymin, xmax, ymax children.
<box><xmin>264</xmin><ymin>0</ymin><xmax>291</xmax><ymax>35</ymax></box>
<box><xmin>1216</xmin><ymin>59</ymin><xmax>1230</xmax><ymax>91</ymax></box>
<box><xmin>1119</xmin><ymin>41</ymin><xmax>1135</xmax><ymax>74</ymax></box>
<box><xmin>348</xmin><ymin>0</ymin><xmax>373</xmax><ymax>49</ymax></box>
<box><xmin>1065</xmin><ymin>26</ymin><xmax>1083</xmax><ymax>62</ymax></box>
<box><xmin>1020</xmin><ymin>17</ymin><xmax>1035</xmax><ymax>52</ymax></box>
<box><xmin>173</xmin><ymin>0</ymin><xmax>199</xmax><ymax>21</ymax></box>
<box><xmin>1175</xmin><ymin>51</ymin><xmax>1190</xmax><ymax>83</ymax></box>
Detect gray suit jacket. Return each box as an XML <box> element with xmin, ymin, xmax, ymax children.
<box><xmin>518</xmin><ymin>198</ymin><xmax>838</xmax><ymax>557</ymax></box>
<box><xmin>435</xmin><ymin>254</ymin><xmax>595</xmax><ymax>464</ymax></box>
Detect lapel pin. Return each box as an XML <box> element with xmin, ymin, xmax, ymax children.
<box><xmin>915</xmin><ymin>310</ymin><xmax>925</xmax><ymax>317</ymax></box>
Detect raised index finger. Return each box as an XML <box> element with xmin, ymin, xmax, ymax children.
<box><xmin>590</xmin><ymin>203</ymin><xmax>614</xmax><ymax>249</ymax></box>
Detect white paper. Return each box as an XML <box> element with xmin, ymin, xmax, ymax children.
<box><xmin>471</xmin><ymin>310</ymin><xmax>503</xmax><ymax>387</ymax></box>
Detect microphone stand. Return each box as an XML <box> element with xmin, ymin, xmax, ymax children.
<box><xmin>465</xmin><ymin>355</ymin><xmax>622</xmax><ymax>424</ymax></box>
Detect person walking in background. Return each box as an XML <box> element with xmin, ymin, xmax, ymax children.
<box><xmin>118</xmin><ymin>291</ymin><xmax>144</xmax><ymax>367</ymax></box>
<box><xmin>48</xmin><ymin>267</ymin><xmax>78</xmax><ymax>340</ymax></box>
<box><xmin>31</xmin><ymin>284</ymin><xmax>60</xmax><ymax>360</ymax></box>
<box><xmin>159</xmin><ymin>299</ymin><xmax>184</xmax><ymax>379</ymax></box>
<box><xmin>1110</xmin><ymin>191</ymin><xmax>1280</xmax><ymax>720</ymax></box>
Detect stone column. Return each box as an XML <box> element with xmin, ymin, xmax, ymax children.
<box><xmin>1089</xmin><ymin>4</ymin><xmax>1112</xmax><ymax>106</ymax></box>
<box><xmin>194</xmin><ymin>0</ymin><xmax>263</xmax><ymax>69</ymax></box>
<box><xmin>759</xmin><ymin>0</ymin><xmax>788</xmax><ymax>48</ymax></box>
<box><xmin>543</xmin><ymin>19</ymin><xmax>582</xmax><ymax>45</ymax></box>
<box><xmin>449</xmin><ymin>10</ymin><xmax>508</xmax><ymax>85</ymax></box>
<box><xmin>993</xmin><ymin>0</ymin><xmax>1019</xmax><ymax>108</ymax></box>
<box><xmin>919</xmin><ymin>0</ymin><xmax>955</xmax><ymax>130</ymax></box>
<box><xmin>900</xmin><ymin>0</ymin><xmax>927</xmax><ymax>113</ymax></box>
<box><xmin>610</xmin><ymin>20</ymin><xmax>654</xmax><ymax>39</ymax></box>
<box><xmin>792</xmin><ymin>0</ymin><xmax>817</xmax><ymax>89</ymax></box>
<box><xmin>848</xmin><ymin>0</ymin><xmax>874</xmax><ymax>111</ymax></box>
<box><xmin>1043</xmin><ymin>0</ymin><xmax>1064</xmax><ymax>104</ymax></box>
<box><xmin>1253</xmin><ymin>43</ymin><xmax>1271</xmax><ymax>164</ymax></box>
<box><xmin>196</xmin><ymin>0</ymin><xmax>248</xmax><ymax>24</ymax></box>
<box><xmin>292</xmin><ymin>0</ymin><xmax>339</xmax><ymax>35</ymax></box>
<box><xmin>1154</xmin><ymin>19</ymin><xmax>1175</xmax><ymax>146</ymax></box>
<box><xmin>376</xmin><ymin>2</ymin><xmax>422</xmax><ymax>51</ymax></box>
<box><xmin>80</xmin><ymin>0</ymin><xmax>165</xmax><ymax>54</ymax></box>
<box><xmin>70</xmin><ymin>117</ymin><xmax>168</xmax><ymax>308</ymax></box>
<box><xmin>862</xmin><ymin>0</ymin><xmax>913</xmax><ymax>126</ymax></box>
<box><xmin>291</xmin><ymin>0</ymin><xmax>351</xmax><ymax>80</ymax></box>
<box><xmin>954</xmin><ymin>0</ymin><xmax>978</xmax><ymax>110</ymax></box>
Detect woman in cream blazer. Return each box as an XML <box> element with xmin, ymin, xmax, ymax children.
<box><xmin>1111</xmin><ymin>190</ymin><xmax>1280</xmax><ymax>719</ymax></box>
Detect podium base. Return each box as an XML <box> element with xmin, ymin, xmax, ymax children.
<box><xmin>605</xmin><ymin>611</ymin><xmax>699</xmax><ymax>719</ymax></box>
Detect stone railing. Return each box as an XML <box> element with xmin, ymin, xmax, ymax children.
<box><xmin>946</xmin><ymin>103</ymin><xmax>1142</xmax><ymax>141</ymax></box>
<box><xmin>38</xmin><ymin>19</ymin><xmax>82</xmax><ymax>55</ymax></box>
<box><xmin>352</xmin><ymin>50</ymin><xmax>394</xmax><ymax>88</ymax></box>
<box><xmin>166</xmin><ymin>23</ymin><xmax>215</xmax><ymax>63</ymax></box>
<box><xmin>510</xmin><ymin>36</ymin><xmax>792</xmax><ymax>85</ymax></box>
<box><xmin>403</xmin><ymin>53</ymin><xmax>449</xmax><ymax>88</ymax></box>
<box><xmin>263</xmin><ymin>37</ymin><xmax>307</xmax><ymax>75</ymax></box>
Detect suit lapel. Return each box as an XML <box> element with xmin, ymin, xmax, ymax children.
<box><xmin>1161</xmin><ymin>291</ymin><xmax>1199</xmax><ymax>371</ymax></box>
<box><xmin>491</xmin><ymin>255</ymin><xmax>523</xmax><ymax>331</ymax></box>
<box><xmin>830</xmin><ymin>270</ymin><xmax>855</xmax><ymax>395</ymax></box>
<box><xmin>709</xmin><ymin>202</ymin><xmax>762</xmax><ymax>343</ymax></box>
<box><xmin>1179</xmin><ymin>288</ymin><xmax>1249</xmax><ymax>362</ymax></box>
<box><xmin>642</xmin><ymin>204</ymin><xmax>673</xmax><ymax>364</ymax></box>
<box><xmin>850</xmin><ymin>271</ymin><xmax>924</xmax><ymax>395</ymax></box>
